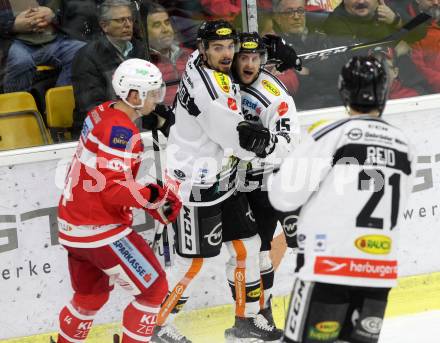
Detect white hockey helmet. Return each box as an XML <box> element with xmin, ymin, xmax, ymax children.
<box><xmin>112</xmin><ymin>58</ymin><xmax>165</xmax><ymax>109</ymax></box>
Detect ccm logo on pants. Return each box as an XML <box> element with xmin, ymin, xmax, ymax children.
<box><xmin>284</xmin><ymin>278</ymin><xmax>314</xmax><ymax>342</ymax></box>
<box><xmin>177</xmin><ymin>206</ymin><xmax>199</xmax><ymax>255</ymax></box>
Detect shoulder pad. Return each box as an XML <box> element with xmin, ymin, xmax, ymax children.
<box><xmin>259</xmin><ymin>70</ymin><xmax>289</xmax><ymax>98</ymax></box>
<box><xmin>307</xmin><ymin>119</ymin><xmax>331</xmax><ymax>133</ymax></box>
<box><xmin>210</xmin><ymin>70</ymin><xmax>233</xmax><ymax>94</ymax></box>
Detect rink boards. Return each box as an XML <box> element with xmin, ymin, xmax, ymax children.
<box><xmin>2</xmin><ymin>94</ymin><xmax>440</xmax><ymax>342</ymax></box>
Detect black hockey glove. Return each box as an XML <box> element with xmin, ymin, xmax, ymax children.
<box><xmin>142</xmin><ymin>104</ymin><xmax>175</xmax><ymax>137</ymax></box>
<box><xmin>263</xmin><ymin>34</ymin><xmax>302</xmax><ymax>72</ymax></box>
<box><xmin>237</xmin><ymin>121</ymin><xmax>277</xmax><ymax>158</ymax></box>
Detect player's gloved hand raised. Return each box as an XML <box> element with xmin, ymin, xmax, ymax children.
<box><xmin>263</xmin><ymin>34</ymin><xmax>302</xmax><ymax>72</ymax></box>
<box><xmin>237</xmin><ymin>121</ymin><xmax>277</xmax><ymax>158</ymax></box>
<box><xmin>145</xmin><ymin>184</ymin><xmax>182</xmax><ymax>224</ymax></box>
<box><xmin>142</xmin><ymin>104</ymin><xmax>175</xmax><ymax>137</ymax></box>
<box><xmin>153</xmin><ymin>104</ymin><xmax>175</xmax><ymax>137</ymax></box>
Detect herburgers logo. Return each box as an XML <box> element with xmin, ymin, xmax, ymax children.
<box><xmin>242</xmin><ymin>41</ymin><xmax>258</xmax><ymax>49</ymax></box>
<box><xmin>216</xmin><ymin>28</ymin><xmax>232</xmax><ymax>35</ymax></box>
<box><xmin>214</xmin><ymin>71</ymin><xmax>230</xmax><ymax>93</ymax></box>
<box><xmin>262</xmin><ymin>80</ymin><xmax>280</xmax><ymax>96</ymax></box>
<box><xmin>355</xmin><ymin>235</ymin><xmax>392</xmax><ymax>255</ymax></box>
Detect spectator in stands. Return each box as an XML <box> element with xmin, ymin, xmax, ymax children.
<box><xmin>259</xmin><ymin>12</ymin><xmax>300</xmax><ymax>95</ymax></box>
<box><xmin>0</xmin><ymin>0</ymin><xmax>85</xmax><ymax>93</ymax></box>
<box><xmin>322</xmin><ymin>0</ymin><xmax>403</xmax><ymax>41</ymax></box>
<box><xmin>71</xmin><ymin>0</ymin><xmax>146</xmax><ymax>136</ymax></box>
<box><xmin>370</xmin><ymin>46</ymin><xmax>419</xmax><ymax>99</ymax></box>
<box><xmin>323</xmin><ymin>0</ymin><xmax>429</xmax><ymax>95</ymax></box>
<box><xmin>272</xmin><ymin>0</ymin><xmax>339</xmax><ymax>109</ymax></box>
<box><xmin>58</xmin><ymin>0</ymin><xmax>102</xmax><ymax>42</ymax></box>
<box><xmin>407</xmin><ymin>0</ymin><xmax>440</xmax><ymax>93</ymax></box>
<box><xmin>146</xmin><ymin>2</ymin><xmax>192</xmax><ymax>105</ymax></box>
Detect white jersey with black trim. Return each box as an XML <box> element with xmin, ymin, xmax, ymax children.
<box><xmin>167</xmin><ymin>50</ymin><xmax>255</xmax><ymax>206</ymax></box>
<box><xmin>269</xmin><ymin>115</ymin><xmax>415</xmax><ymax>287</ymax></box>
<box><xmin>240</xmin><ymin>69</ymin><xmax>300</xmax><ymax>186</ymax></box>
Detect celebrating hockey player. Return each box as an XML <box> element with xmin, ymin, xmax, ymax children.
<box><xmin>54</xmin><ymin>59</ymin><xmax>182</xmax><ymax>343</ymax></box>
<box><xmin>224</xmin><ymin>31</ymin><xmax>301</xmax><ymax>340</ymax></box>
<box><xmin>269</xmin><ymin>56</ymin><xmax>415</xmax><ymax>343</ymax></box>
<box><xmin>152</xmin><ymin>20</ymin><xmax>281</xmax><ymax>343</ymax></box>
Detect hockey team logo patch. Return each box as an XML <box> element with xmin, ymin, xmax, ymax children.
<box><xmin>262</xmin><ymin>80</ymin><xmax>280</xmax><ymax>96</ymax></box>
<box><xmin>216</xmin><ymin>28</ymin><xmax>232</xmax><ymax>35</ymax></box>
<box><xmin>242</xmin><ymin>41</ymin><xmax>258</xmax><ymax>49</ymax></box>
<box><xmin>228</xmin><ymin>97</ymin><xmax>238</xmax><ymax>110</ymax></box>
<box><xmin>314</xmin><ymin>256</ymin><xmax>397</xmax><ymax>279</ymax></box>
<box><xmin>214</xmin><ymin>72</ymin><xmax>230</xmax><ymax>93</ymax></box>
<box><xmin>308</xmin><ymin>321</ymin><xmax>340</xmax><ymax>340</ymax></box>
<box><xmin>277</xmin><ymin>101</ymin><xmax>289</xmax><ymax>116</ymax></box>
<box><xmin>355</xmin><ymin>235</ymin><xmax>392</xmax><ymax>255</ymax></box>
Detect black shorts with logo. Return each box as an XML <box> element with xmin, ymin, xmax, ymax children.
<box><xmin>246</xmin><ymin>188</ymin><xmax>300</xmax><ymax>251</ymax></box>
<box><xmin>284</xmin><ymin>279</ymin><xmax>390</xmax><ymax>343</ymax></box>
<box><xmin>173</xmin><ymin>192</ymin><xmax>258</xmax><ymax>258</ymax></box>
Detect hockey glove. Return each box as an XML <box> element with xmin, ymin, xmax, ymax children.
<box><xmin>145</xmin><ymin>184</ymin><xmax>182</xmax><ymax>224</ymax></box>
<box><xmin>154</xmin><ymin>104</ymin><xmax>175</xmax><ymax>137</ymax></box>
<box><xmin>263</xmin><ymin>34</ymin><xmax>302</xmax><ymax>72</ymax></box>
<box><xmin>141</xmin><ymin>104</ymin><xmax>175</xmax><ymax>137</ymax></box>
<box><xmin>237</xmin><ymin>121</ymin><xmax>277</xmax><ymax>158</ymax></box>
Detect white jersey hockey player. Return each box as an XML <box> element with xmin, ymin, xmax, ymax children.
<box><xmin>223</xmin><ymin>31</ymin><xmax>302</xmax><ymax>340</ymax></box>
<box><xmin>269</xmin><ymin>56</ymin><xmax>415</xmax><ymax>343</ymax></box>
<box><xmin>153</xmin><ymin>20</ymin><xmax>281</xmax><ymax>343</ymax></box>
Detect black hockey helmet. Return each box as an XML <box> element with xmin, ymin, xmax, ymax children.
<box><xmin>338</xmin><ymin>55</ymin><xmax>389</xmax><ymax>116</ymax></box>
<box><xmin>238</xmin><ymin>32</ymin><xmax>268</xmax><ymax>64</ymax></box>
<box><xmin>197</xmin><ymin>20</ymin><xmax>238</xmax><ymax>49</ymax></box>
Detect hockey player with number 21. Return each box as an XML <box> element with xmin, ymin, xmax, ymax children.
<box><xmin>54</xmin><ymin>59</ymin><xmax>182</xmax><ymax>343</ymax></box>
<box><xmin>269</xmin><ymin>56</ymin><xmax>415</xmax><ymax>343</ymax></box>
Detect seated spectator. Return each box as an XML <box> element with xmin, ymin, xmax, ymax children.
<box><xmin>71</xmin><ymin>0</ymin><xmax>147</xmax><ymax>136</ymax></box>
<box><xmin>59</xmin><ymin>0</ymin><xmax>102</xmax><ymax>42</ymax></box>
<box><xmin>0</xmin><ymin>0</ymin><xmax>85</xmax><ymax>93</ymax></box>
<box><xmin>145</xmin><ymin>2</ymin><xmax>192</xmax><ymax>105</ymax></box>
<box><xmin>370</xmin><ymin>47</ymin><xmax>419</xmax><ymax>99</ymax></box>
<box><xmin>272</xmin><ymin>0</ymin><xmax>339</xmax><ymax>109</ymax></box>
<box><xmin>259</xmin><ymin>12</ymin><xmax>300</xmax><ymax>95</ymax></box>
<box><xmin>408</xmin><ymin>0</ymin><xmax>440</xmax><ymax>93</ymax></box>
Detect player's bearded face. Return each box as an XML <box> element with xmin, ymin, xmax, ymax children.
<box><xmin>205</xmin><ymin>39</ymin><xmax>235</xmax><ymax>73</ymax></box>
<box><xmin>236</xmin><ymin>52</ymin><xmax>261</xmax><ymax>85</ymax></box>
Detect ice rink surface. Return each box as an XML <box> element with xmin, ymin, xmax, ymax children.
<box><xmin>379</xmin><ymin>310</ymin><xmax>440</xmax><ymax>343</ymax></box>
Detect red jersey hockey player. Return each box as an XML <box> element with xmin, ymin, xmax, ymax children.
<box><xmin>54</xmin><ymin>58</ymin><xmax>181</xmax><ymax>343</ymax></box>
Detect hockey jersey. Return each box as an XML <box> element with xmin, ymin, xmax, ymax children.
<box><xmin>166</xmin><ymin>50</ymin><xmax>255</xmax><ymax>206</ymax></box>
<box><xmin>269</xmin><ymin>115</ymin><xmax>415</xmax><ymax>287</ymax></box>
<box><xmin>239</xmin><ymin>69</ymin><xmax>300</xmax><ymax>188</ymax></box>
<box><xmin>58</xmin><ymin>101</ymin><xmax>152</xmax><ymax>248</ymax></box>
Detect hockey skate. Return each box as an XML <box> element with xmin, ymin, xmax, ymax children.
<box><xmin>224</xmin><ymin>314</ymin><xmax>283</xmax><ymax>342</ymax></box>
<box><xmin>151</xmin><ymin>324</ymin><xmax>192</xmax><ymax>343</ymax></box>
<box><xmin>259</xmin><ymin>306</ymin><xmax>283</xmax><ymax>337</ymax></box>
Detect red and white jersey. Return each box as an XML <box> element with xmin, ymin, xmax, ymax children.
<box><xmin>269</xmin><ymin>115</ymin><xmax>415</xmax><ymax>287</ymax></box>
<box><xmin>58</xmin><ymin>101</ymin><xmax>152</xmax><ymax>248</ymax></box>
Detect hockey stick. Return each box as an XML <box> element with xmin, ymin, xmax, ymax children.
<box><xmin>296</xmin><ymin>12</ymin><xmax>431</xmax><ymax>62</ymax></box>
<box><xmin>151</xmin><ymin>128</ymin><xmax>171</xmax><ymax>266</ymax></box>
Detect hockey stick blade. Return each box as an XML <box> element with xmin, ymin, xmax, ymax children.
<box><xmin>298</xmin><ymin>12</ymin><xmax>431</xmax><ymax>61</ymax></box>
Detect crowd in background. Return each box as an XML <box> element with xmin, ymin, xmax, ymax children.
<box><xmin>0</xmin><ymin>0</ymin><xmax>439</xmax><ymax>145</ymax></box>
